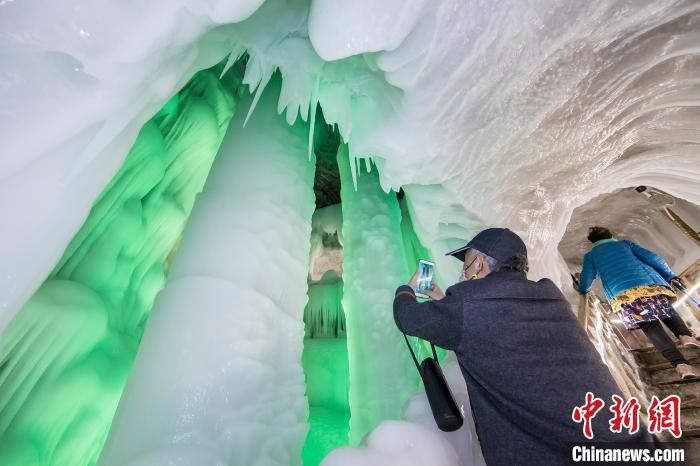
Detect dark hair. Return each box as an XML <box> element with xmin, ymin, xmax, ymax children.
<box><xmin>588</xmin><ymin>226</ymin><xmax>613</xmax><ymax>243</ymax></box>
<box><xmin>478</xmin><ymin>250</ymin><xmax>529</xmax><ymax>274</ymax></box>
<box><xmin>504</xmin><ymin>253</ymin><xmax>529</xmax><ymax>273</ymax></box>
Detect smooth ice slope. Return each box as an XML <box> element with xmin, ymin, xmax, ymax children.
<box><xmin>99</xmin><ymin>76</ymin><xmax>316</xmax><ymax>466</ymax></box>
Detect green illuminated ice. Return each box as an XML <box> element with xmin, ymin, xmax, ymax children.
<box><xmin>0</xmin><ymin>64</ymin><xmax>241</xmax><ymax>465</ymax></box>
<box><xmin>0</xmin><ymin>55</ymin><xmax>441</xmax><ymax>466</ymax></box>
<box><xmin>337</xmin><ymin>145</ymin><xmax>420</xmax><ymax>445</ymax></box>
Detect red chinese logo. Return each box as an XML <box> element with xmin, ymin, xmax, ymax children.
<box><xmin>572</xmin><ymin>393</ymin><xmax>682</xmax><ymax>439</ymax></box>
<box><xmin>609</xmin><ymin>394</ymin><xmax>640</xmax><ymax>434</ymax></box>
<box><xmin>648</xmin><ymin>395</ymin><xmax>682</xmax><ymax>438</ymax></box>
<box><xmin>572</xmin><ymin>392</ymin><xmax>605</xmax><ymax>439</ymax></box>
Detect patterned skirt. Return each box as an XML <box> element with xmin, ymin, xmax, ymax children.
<box><xmin>618</xmin><ymin>294</ymin><xmax>676</xmax><ymax>330</ymax></box>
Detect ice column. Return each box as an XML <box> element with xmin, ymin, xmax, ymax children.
<box><xmin>99</xmin><ymin>76</ymin><xmax>315</xmax><ymax>466</ymax></box>
<box><xmin>337</xmin><ymin>146</ymin><xmax>419</xmax><ymax>444</ymax></box>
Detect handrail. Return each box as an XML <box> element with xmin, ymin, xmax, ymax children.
<box><xmin>674</xmin><ymin>258</ymin><xmax>700</xmax><ymax>323</ymax></box>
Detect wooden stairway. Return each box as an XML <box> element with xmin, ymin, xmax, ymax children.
<box><xmin>632</xmin><ymin>344</ymin><xmax>700</xmax><ymax>439</ymax></box>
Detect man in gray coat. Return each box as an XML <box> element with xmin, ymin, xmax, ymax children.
<box><xmin>393</xmin><ymin>228</ymin><xmax>654</xmax><ymax>466</ymax></box>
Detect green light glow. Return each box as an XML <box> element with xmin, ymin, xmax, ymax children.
<box><xmin>1</xmin><ymin>58</ymin><xmax>439</xmax><ymax>466</ymax></box>
<box><xmin>337</xmin><ymin>145</ymin><xmax>420</xmax><ymax>445</ymax></box>
<box><xmin>0</xmin><ymin>63</ymin><xmax>241</xmax><ymax>465</ymax></box>
<box><xmin>398</xmin><ymin>197</ymin><xmax>445</xmax><ymax>362</ymax></box>
<box><xmin>302</xmin><ymin>338</ymin><xmax>350</xmax><ymax>466</ymax></box>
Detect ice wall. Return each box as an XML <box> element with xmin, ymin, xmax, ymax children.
<box><xmin>0</xmin><ymin>66</ymin><xmax>237</xmax><ymax>465</ymax></box>
<box><xmin>99</xmin><ymin>76</ymin><xmax>315</xmax><ymax>466</ymax></box>
<box><xmin>6</xmin><ymin>0</ymin><xmax>699</xmax><ymax>333</ymax></box>
<box><xmin>337</xmin><ymin>145</ymin><xmax>419</xmax><ymax>444</ymax></box>
<box><xmin>2</xmin><ymin>0</ymin><xmax>700</xmax><ymax>464</ymax></box>
<box><xmin>0</xmin><ymin>1</ymin><xmax>256</xmax><ymax>335</ymax></box>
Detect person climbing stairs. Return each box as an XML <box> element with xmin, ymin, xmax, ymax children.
<box><xmin>633</xmin><ymin>343</ymin><xmax>700</xmax><ymax>439</ymax></box>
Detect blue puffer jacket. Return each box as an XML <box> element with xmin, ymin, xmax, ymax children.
<box><xmin>578</xmin><ymin>238</ymin><xmax>676</xmax><ymax>301</ymax></box>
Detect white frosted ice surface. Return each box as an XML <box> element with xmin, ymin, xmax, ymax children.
<box><xmin>337</xmin><ymin>144</ymin><xmax>420</xmax><ymax>445</ymax></box>
<box><xmin>1</xmin><ymin>0</ymin><xmax>699</xmax><ymax>465</ymax></box>
<box><xmin>320</xmin><ymin>420</ymin><xmax>460</xmax><ymax>466</ymax></box>
<box><xmin>4</xmin><ymin>0</ymin><xmax>699</xmax><ymax>332</ymax></box>
<box><xmin>99</xmin><ymin>76</ymin><xmax>315</xmax><ymax>466</ymax></box>
<box><xmin>322</xmin><ymin>355</ymin><xmax>485</xmax><ymax>466</ymax></box>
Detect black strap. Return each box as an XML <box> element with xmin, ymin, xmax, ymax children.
<box><xmin>403</xmin><ymin>333</ymin><xmax>439</xmax><ymax>371</ymax></box>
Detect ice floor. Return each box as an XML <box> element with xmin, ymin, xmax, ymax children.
<box><xmin>1</xmin><ymin>1</ymin><xmax>699</xmax><ymax>465</ymax></box>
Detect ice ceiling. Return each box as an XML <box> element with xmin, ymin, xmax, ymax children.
<box><xmin>1</xmin><ymin>0</ymin><xmax>699</xmax><ymax>465</ymax></box>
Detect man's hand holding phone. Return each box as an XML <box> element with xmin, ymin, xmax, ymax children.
<box><xmin>423</xmin><ymin>281</ymin><xmax>445</xmax><ymax>300</ymax></box>
<box><xmin>409</xmin><ymin>261</ymin><xmax>445</xmax><ymax>300</ymax></box>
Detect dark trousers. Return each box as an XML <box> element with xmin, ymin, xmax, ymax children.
<box><xmin>638</xmin><ymin>313</ymin><xmax>692</xmax><ymax>366</ymax></box>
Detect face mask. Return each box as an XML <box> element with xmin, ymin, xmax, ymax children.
<box><xmin>459</xmin><ymin>256</ymin><xmax>478</xmax><ymax>282</ymax></box>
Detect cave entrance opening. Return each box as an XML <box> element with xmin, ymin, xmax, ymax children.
<box><xmin>301</xmin><ymin>111</ymin><xmax>350</xmax><ymax>466</ymax></box>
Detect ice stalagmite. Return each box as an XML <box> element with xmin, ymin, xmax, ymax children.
<box><xmin>99</xmin><ymin>75</ymin><xmax>316</xmax><ymax>466</ymax></box>
<box><xmin>337</xmin><ymin>146</ymin><xmax>419</xmax><ymax>444</ymax></box>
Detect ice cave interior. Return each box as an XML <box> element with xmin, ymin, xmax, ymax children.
<box><xmin>1</xmin><ymin>1</ymin><xmax>699</xmax><ymax>465</ymax></box>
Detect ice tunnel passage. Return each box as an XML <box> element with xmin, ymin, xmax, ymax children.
<box><xmin>2</xmin><ymin>0</ymin><xmax>700</xmax><ymax>465</ymax></box>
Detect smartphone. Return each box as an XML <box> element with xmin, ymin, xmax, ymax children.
<box><xmin>415</xmin><ymin>259</ymin><xmax>435</xmax><ymax>299</ymax></box>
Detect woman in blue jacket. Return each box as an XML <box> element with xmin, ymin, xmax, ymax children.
<box><xmin>579</xmin><ymin>226</ymin><xmax>698</xmax><ymax>380</ymax></box>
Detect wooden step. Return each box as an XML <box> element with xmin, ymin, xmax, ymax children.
<box><xmin>633</xmin><ymin>344</ymin><xmax>689</xmax><ymax>354</ymax></box>
<box><xmin>652</xmin><ymin>382</ymin><xmax>700</xmax><ymax>409</ymax></box>
<box><xmin>649</xmin><ymin>367</ymin><xmax>700</xmax><ymax>386</ymax></box>
<box><xmin>633</xmin><ymin>346</ymin><xmax>700</xmax><ymax>367</ymax></box>
<box><xmin>642</xmin><ymin>356</ymin><xmax>700</xmax><ymax>373</ymax></box>
<box><xmin>680</xmin><ymin>407</ymin><xmax>700</xmax><ymax>435</ymax></box>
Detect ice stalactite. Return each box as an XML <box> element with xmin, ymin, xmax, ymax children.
<box><xmin>98</xmin><ymin>74</ymin><xmax>315</xmax><ymax>466</ymax></box>
<box><xmin>336</xmin><ymin>145</ymin><xmax>419</xmax><ymax>445</ymax></box>
<box><xmin>304</xmin><ymin>274</ymin><xmax>345</xmax><ymax>339</ymax></box>
<box><xmin>305</xmin><ymin>205</ymin><xmax>345</xmax><ymax>339</ymax></box>
<box><xmin>0</xmin><ymin>65</ymin><xmax>238</xmax><ymax>466</ymax></box>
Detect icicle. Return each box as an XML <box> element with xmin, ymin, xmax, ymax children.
<box><xmin>277</xmin><ymin>72</ymin><xmax>299</xmax><ymax>126</ymax></box>
<box><xmin>364</xmin><ymin>157</ymin><xmax>372</xmax><ymax>173</ymax></box>
<box><xmin>219</xmin><ymin>44</ymin><xmax>245</xmax><ymax>79</ymax></box>
<box><xmin>348</xmin><ymin>147</ymin><xmax>358</xmax><ymax>191</ymax></box>
<box><xmin>307</xmin><ymin>74</ymin><xmax>320</xmax><ymax>161</ymax></box>
<box><xmin>243</xmin><ymin>67</ymin><xmax>274</xmax><ymax>128</ymax></box>
<box><xmin>303</xmin><ymin>280</ymin><xmax>345</xmax><ymax>338</ymax></box>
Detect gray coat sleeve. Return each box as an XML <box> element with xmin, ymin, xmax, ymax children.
<box><xmin>393</xmin><ymin>285</ymin><xmax>464</xmax><ymax>350</ymax></box>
